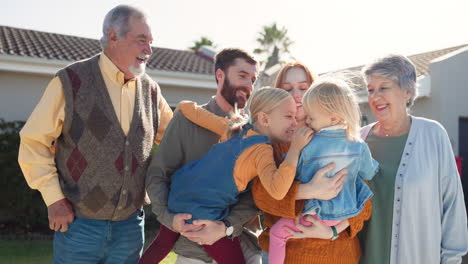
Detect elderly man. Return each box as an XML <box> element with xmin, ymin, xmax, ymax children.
<box><xmin>145</xmin><ymin>48</ymin><xmax>261</xmax><ymax>264</ymax></box>
<box><xmin>18</xmin><ymin>5</ymin><xmax>172</xmax><ymax>263</ymax></box>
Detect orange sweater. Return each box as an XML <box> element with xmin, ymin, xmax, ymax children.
<box><xmin>252</xmin><ymin>142</ymin><xmax>372</xmax><ymax>264</ymax></box>
<box><xmin>180</xmin><ymin>101</ymin><xmax>372</xmax><ymax>263</ymax></box>
<box><xmin>179</xmin><ymin>101</ymin><xmax>296</xmax><ymax>200</ymax></box>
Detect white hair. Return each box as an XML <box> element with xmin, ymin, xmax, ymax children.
<box><xmin>362</xmin><ymin>54</ymin><xmax>418</xmax><ymax>108</ymax></box>
<box><xmin>100</xmin><ymin>5</ymin><xmax>147</xmax><ymax>49</ymax></box>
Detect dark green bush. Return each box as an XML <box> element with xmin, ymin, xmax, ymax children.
<box><xmin>0</xmin><ymin>119</ymin><xmax>160</xmax><ymax>236</ymax></box>
<box><xmin>0</xmin><ymin>119</ymin><xmax>50</xmax><ymax>234</ymax></box>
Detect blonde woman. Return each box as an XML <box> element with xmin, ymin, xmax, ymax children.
<box><xmin>267</xmin><ymin>76</ymin><xmax>378</xmax><ymax>264</ymax></box>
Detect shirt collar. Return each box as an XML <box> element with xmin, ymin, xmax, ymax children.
<box><xmin>319</xmin><ymin>124</ymin><xmax>346</xmax><ymax>132</ymax></box>
<box><xmin>204</xmin><ymin>97</ymin><xmax>229</xmax><ymax>118</ymax></box>
<box><xmin>99</xmin><ymin>53</ymin><xmax>136</xmax><ymax>87</ymax></box>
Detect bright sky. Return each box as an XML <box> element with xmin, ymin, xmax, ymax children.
<box><xmin>2</xmin><ymin>0</ymin><xmax>468</xmax><ymax>73</ymax></box>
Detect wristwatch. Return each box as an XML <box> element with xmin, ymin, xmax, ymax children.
<box><xmin>330</xmin><ymin>226</ymin><xmax>339</xmax><ymax>241</ymax></box>
<box><xmin>222</xmin><ymin>219</ymin><xmax>234</xmax><ymax>238</ymax></box>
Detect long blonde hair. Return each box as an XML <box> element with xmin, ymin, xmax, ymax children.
<box><xmin>227</xmin><ymin>87</ymin><xmax>291</xmax><ymax>138</ymax></box>
<box><xmin>302</xmin><ymin>76</ymin><xmax>361</xmax><ymax>141</ymax></box>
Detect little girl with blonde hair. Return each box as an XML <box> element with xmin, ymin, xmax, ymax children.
<box><xmin>139</xmin><ymin>87</ymin><xmax>313</xmax><ymax>264</ymax></box>
<box><xmin>268</xmin><ymin>76</ymin><xmax>379</xmax><ymax>264</ymax></box>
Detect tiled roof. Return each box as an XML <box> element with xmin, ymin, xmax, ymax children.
<box><xmin>342</xmin><ymin>44</ymin><xmax>468</xmax><ymax>77</ymax></box>
<box><xmin>0</xmin><ymin>25</ymin><xmax>214</xmax><ymax>75</ymax></box>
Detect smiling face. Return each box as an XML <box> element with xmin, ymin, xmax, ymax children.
<box><xmin>280</xmin><ymin>67</ymin><xmax>311</xmax><ymax>124</ymax></box>
<box><xmin>220</xmin><ymin>58</ymin><xmax>257</xmax><ymax>109</ymax></box>
<box><xmin>367</xmin><ymin>75</ymin><xmax>412</xmax><ymax>123</ymax></box>
<box><xmin>262</xmin><ymin>97</ymin><xmax>298</xmax><ymax>143</ymax></box>
<box><xmin>106</xmin><ymin>16</ymin><xmax>153</xmax><ymax>79</ymax></box>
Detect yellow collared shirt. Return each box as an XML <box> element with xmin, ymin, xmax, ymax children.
<box><xmin>18</xmin><ymin>53</ymin><xmax>173</xmax><ymax>206</ymax></box>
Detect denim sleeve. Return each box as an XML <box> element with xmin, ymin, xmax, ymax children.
<box><xmin>358</xmin><ymin>143</ymin><xmax>379</xmax><ymax>181</ymax></box>
<box><xmin>295</xmin><ymin>152</ymin><xmax>305</xmax><ymax>182</ymax></box>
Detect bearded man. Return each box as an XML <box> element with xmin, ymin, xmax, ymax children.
<box><xmin>145</xmin><ymin>48</ymin><xmax>261</xmax><ymax>264</ymax></box>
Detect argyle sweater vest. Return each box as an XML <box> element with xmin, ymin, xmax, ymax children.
<box><xmin>55</xmin><ymin>55</ymin><xmax>159</xmax><ymax>220</ymax></box>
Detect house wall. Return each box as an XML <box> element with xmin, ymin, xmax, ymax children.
<box><xmin>160</xmin><ymin>85</ymin><xmax>216</xmax><ymax>108</ymax></box>
<box><xmin>429</xmin><ymin>48</ymin><xmax>468</xmax><ymax>155</ymax></box>
<box><xmin>358</xmin><ymin>47</ymin><xmax>468</xmax><ymax>156</ymax></box>
<box><xmin>0</xmin><ymin>71</ymin><xmax>51</xmax><ymax>121</ymax></box>
<box><xmin>0</xmin><ymin>71</ymin><xmax>216</xmax><ymax>121</ymax></box>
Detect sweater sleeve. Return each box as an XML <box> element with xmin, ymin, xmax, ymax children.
<box><xmin>234</xmin><ymin>144</ymin><xmax>296</xmax><ymax>200</ymax></box>
<box><xmin>251</xmin><ymin>141</ymin><xmax>305</xmax><ymax>218</ymax></box>
<box><xmin>437</xmin><ymin>125</ymin><xmax>468</xmax><ymax>263</ymax></box>
<box><xmin>256</xmin><ymin>145</ymin><xmax>297</xmax><ymax>200</ymax></box>
<box><xmin>178</xmin><ymin>101</ymin><xmax>228</xmax><ymax>138</ymax></box>
<box><xmin>145</xmin><ymin>111</ymin><xmax>187</xmax><ymax>229</ymax></box>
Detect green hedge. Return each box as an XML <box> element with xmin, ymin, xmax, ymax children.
<box><xmin>0</xmin><ymin>119</ymin><xmax>162</xmax><ymax>236</ymax></box>
<box><xmin>0</xmin><ymin>119</ymin><xmax>50</xmax><ymax>234</ymax></box>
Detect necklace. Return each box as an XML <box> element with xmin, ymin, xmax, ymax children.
<box><xmin>377</xmin><ymin>116</ymin><xmax>411</xmax><ymax>137</ymax></box>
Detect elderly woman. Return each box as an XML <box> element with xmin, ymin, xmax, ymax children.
<box><xmin>252</xmin><ymin>62</ymin><xmax>372</xmax><ymax>264</ymax></box>
<box><xmin>358</xmin><ymin>54</ymin><xmax>468</xmax><ymax>264</ymax></box>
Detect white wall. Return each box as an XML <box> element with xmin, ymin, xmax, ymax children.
<box><xmin>160</xmin><ymin>84</ymin><xmax>216</xmax><ymax>108</ymax></box>
<box><xmin>0</xmin><ymin>71</ymin><xmax>51</xmax><ymax>121</ymax></box>
<box><xmin>429</xmin><ymin>47</ymin><xmax>468</xmax><ymax>155</ymax></box>
<box><xmin>0</xmin><ymin>70</ymin><xmax>216</xmax><ymax>121</ymax></box>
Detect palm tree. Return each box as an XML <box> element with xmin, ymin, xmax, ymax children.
<box><xmin>189</xmin><ymin>36</ymin><xmax>216</xmax><ymax>51</ymax></box>
<box><xmin>254</xmin><ymin>22</ymin><xmax>293</xmax><ymax>69</ymax></box>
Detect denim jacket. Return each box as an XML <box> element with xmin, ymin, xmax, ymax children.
<box><xmin>296</xmin><ymin>128</ymin><xmax>379</xmax><ymax>221</ymax></box>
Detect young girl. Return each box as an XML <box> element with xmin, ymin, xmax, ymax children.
<box><xmin>268</xmin><ymin>77</ymin><xmax>379</xmax><ymax>264</ymax></box>
<box><xmin>139</xmin><ymin>88</ymin><xmax>313</xmax><ymax>264</ymax></box>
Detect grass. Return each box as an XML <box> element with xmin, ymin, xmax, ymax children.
<box><xmin>0</xmin><ymin>239</ymin><xmax>177</xmax><ymax>264</ymax></box>
<box><xmin>0</xmin><ymin>240</ymin><xmax>53</xmax><ymax>264</ymax></box>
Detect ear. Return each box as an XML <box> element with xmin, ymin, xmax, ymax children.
<box><xmin>216</xmin><ymin>68</ymin><xmax>225</xmax><ymax>85</ymax></box>
<box><xmin>256</xmin><ymin>112</ymin><xmax>269</xmax><ymax>127</ymax></box>
<box><xmin>108</xmin><ymin>28</ymin><xmax>119</xmax><ymax>45</ymax></box>
<box><xmin>330</xmin><ymin>115</ymin><xmax>341</xmax><ymax>126</ymax></box>
<box><xmin>404</xmin><ymin>90</ymin><xmax>412</xmax><ymax>101</ymax></box>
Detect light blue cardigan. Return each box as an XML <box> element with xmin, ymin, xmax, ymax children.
<box><xmin>361</xmin><ymin>116</ymin><xmax>468</xmax><ymax>264</ymax></box>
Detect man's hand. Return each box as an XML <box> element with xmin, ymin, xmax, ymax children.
<box><xmin>172</xmin><ymin>213</ymin><xmax>202</xmax><ymax>233</ymax></box>
<box><xmin>182</xmin><ymin>219</ymin><xmax>226</xmax><ymax>245</ymax></box>
<box><xmin>47</xmin><ymin>199</ymin><xmax>74</xmax><ymax>232</ymax></box>
<box><xmin>296</xmin><ymin>163</ymin><xmax>347</xmax><ymax>200</ymax></box>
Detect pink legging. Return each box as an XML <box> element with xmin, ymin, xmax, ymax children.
<box><xmin>268</xmin><ymin>215</ymin><xmax>341</xmax><ymax>264</ymax></box>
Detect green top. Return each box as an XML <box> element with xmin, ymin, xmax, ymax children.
<box><xmin>359</xmin><ymin>131</ymin><xmax>409</xmax><ymax>264</ymax></box>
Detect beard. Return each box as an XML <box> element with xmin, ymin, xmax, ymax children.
<box><xmin>220</xmin><ymin>77</ymin><xmax>251</xmax><ymax>109</ymax></box>
<box><xmin>129</xmin><ymin>63</ymin><xmax>146</xmax><ymax>78</ymax></box>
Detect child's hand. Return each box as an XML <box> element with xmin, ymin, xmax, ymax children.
<box><xmin>290</xmin><ymin>127</ymin><xmax>314</xmax><ymax>151</ymax></box>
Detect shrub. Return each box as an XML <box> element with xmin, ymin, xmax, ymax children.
<box><xmin>0</xmin><ymin>119</ymin><xmax>50</xmax><ymax>234</ymax></box>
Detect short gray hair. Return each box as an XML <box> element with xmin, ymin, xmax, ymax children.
<box><xmin>100</xmin><ymin>5</ymin><xmax>147</xmax><ymax>49</ymax></box>
<box><xmin>362</xmin><ymin>54</ymin><xmax>417</xmax><ymax>107</ymax></box>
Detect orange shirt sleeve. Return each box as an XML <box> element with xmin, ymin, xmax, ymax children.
<box><xmin>251</xmin><ymin>141</ymin><xmax>305</xmax><ymax>218</ymax></box>
<box><xmin>233</xmin><ymin>139</ymin><xmax>296</xmax><ymax>200</ymax></box>
<box><xmin>178</xmin><ymin>101</ymin><xmax>228</xmax><ymax>138</ymax></box>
